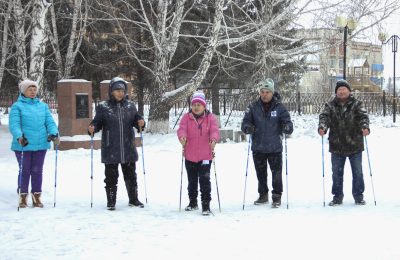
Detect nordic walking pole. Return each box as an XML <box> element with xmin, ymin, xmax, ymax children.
<box><xmin>17</xmin><ymin>148</ymin><xmax>24</xmax><ymax>211</ymax></box>
<box><xmin>139</xmin><ymin>127</ymin><xmax>148</xmax><ymax>204</ymax></box>
<box><xmin>212</xmin><ymin>152</ymin><xmax>221</xmax><ymax>213</ymax></box>
<box><xmin>284</xmin><ymin>135</ymin><xmax>289</xmax><ymax>209</ymax></box>
<box><xmin>242</xmin><ymin>136</ymin><xmax>252</xmax><ymax>210</ymax></box>
<box><xmin>321</xmin><ymin>136</ymin><xmax>326</xmax><ymax>207</ymax></box>
<box><xmin>90</xmin><ymin>134</ymin><xmax>94</xmax><ymax>208</ymax></box>
<box><xmin>53</xmin><ymin>144</ymin><xmax>59</xmax><ymax>207</ymax></box>
<box><xmin>364</xmin><ymin>136</ymin><xmax>377</xmax><ymax>206</ymax></box>
<box><xmin>179</xmin><ymin>148</ymin><xmax>184</xmax><ymax>212</ymax></box>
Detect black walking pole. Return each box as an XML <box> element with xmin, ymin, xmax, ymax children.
<box><xmin>179</xmin><ymin>148</ymin><xmax>184</xmax><ymax>212</ymax></box>
<box><xmin>242</xmin><ymin>136</ymin><xmax>252</xmax><ymax>210</ymax></box>
<box><xmin>212</xmin><ymin>153</ymin><xmax>221</xmax><ymax>213</ymax></box>
<box><xmin>90</xmin><ymin>135</ymin><xmax>94</xmax><ymax>208</ymax></box>
<box><xmin>364</xmin><ymin>136</ymin><xmax>377</xmax><ymax>206</ymax></box>
<box><xmin>321</xmin><ymin>136</ymin><xmax>326</xmax><ymax>207</ymax></box>
<box><xmin>53</xmin><ymin>144</ymin><xmax>59</xmax><ymax>207</ymax></box>
<box><xmin>17</xmin><ymin>148</ymin><xmax>24</xmax><ymax>211</ymax></box>
<box><xmin>284</xmin><ymin>135</ymin><xmax>289</xmax><ymax>209</ymax></box>
<box><xmin>140</xmin><ymin>127</ymin><xmax>148</xmax><ymax>204</ymax></box>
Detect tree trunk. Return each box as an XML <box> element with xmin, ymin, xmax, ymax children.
<box><xmin>13</xmin><ymin>0</ymin><xmax>28</xmax><ymax>81</ymax></box>
<box><xmin>0</xmin><ymin>2</ymin><xmax>13</xmax><ymax>88</ymax></box>
<box><xmin>29</xmin><ymin>0</ymin><xmax>51</xmax><ymax>90</ymax></box>
<box><xmin>146</xmin><ymin>0</ymin><xmax>224</xmax><ymax>133</ymax></box>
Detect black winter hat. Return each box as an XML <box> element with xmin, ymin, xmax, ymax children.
<box><xmin>335</xmin><ymin>80</ymin><xmax>351</xmax><ymax>93</ymax></box>
<box><xmin>108</xmin><ymin>77</ymin><xmax>127</xmax><ymax>98</ymax></box>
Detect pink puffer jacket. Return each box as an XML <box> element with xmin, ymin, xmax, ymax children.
<box><xmin>177</xmin><ymin>111</ymin><xmax>220</xmax><ymax>162</ymax></box>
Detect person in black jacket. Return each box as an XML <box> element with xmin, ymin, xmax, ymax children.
<box><xmin>88</xmin><ymin>77</ymin><xmax>145</xmax><ymax>210</ymax></box>
<box><xmin>241</xmin><ymin>78</ymin><xmax>293</xmax><ymax>208</ymax></box>
<box><xmin>318</xmin><ymin>80</ymin><xmax>370</xmax><ymax>206</ymax></box>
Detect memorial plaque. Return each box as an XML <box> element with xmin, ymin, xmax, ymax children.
<box><xmin>76</xmin><ymin>94</ymin><xmax>89</xmax><ymax>119</ymax></box>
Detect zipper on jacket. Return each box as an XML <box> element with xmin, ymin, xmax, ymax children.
<box><xmin>117</xmin><ymin>103</ymin><xmax>125</xmax><ymax>163</ymax></box>
<box><xmin>106</xmin><ymin>131</ymin><xmax>110</xmax><ymax>146</ymax></box>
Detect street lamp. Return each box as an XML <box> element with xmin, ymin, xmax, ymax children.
<box><xmin>380</xmin><ymin>33</ymin><xmax>399</xmax><ymax>123</ymax></box>
<box><xmin>336</xmin><ymin>16</ymin><xmax>357</xmax><ymax>80</ymax></box>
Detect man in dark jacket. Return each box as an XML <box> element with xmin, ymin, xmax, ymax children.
<box><xmin>241</xmin><ymin>78</ymin><xmax>293</xmax><ymax>208</ymax></box>
<box><xmin>318</xmin><ymin>80</ymin><xmax>370</xmax><ymax>206</ymax></box>
<box><xmin>88</xmin><ymin>77</ymin><xmax>145</xmax><ymax>210</ymax></box>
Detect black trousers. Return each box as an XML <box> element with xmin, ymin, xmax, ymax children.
<box><xmin>253</xmin><ymin>152</ymin><xmax>283</xmax><ymax>196</ymax></box>
<box><xmin>104</xmin><ymin>162</ymin><xmax>137</xmax><ymax>188</ymax></box>
<box><xmin>185</xmin><ymin>159</ymin><xmax>212</xmax><ymax>203</ymax></box>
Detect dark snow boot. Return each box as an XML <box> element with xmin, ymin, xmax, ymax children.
<box><xmin>328</xmin><ymin>197</ymin><xmax>343</xmax><ymax>206</ymax></box>
<box><xmin>355</xmin><ymin>199</ymin><xmax>366</xmax><ymax>205</ymax></box>
<box><xmin>19</xmin><ymin>193</ymin><xmax>28</xmax><ymax>208</ymax></box>
<box><xmin>202</xmin><ymin>201</ymin><xmax>211</xmax><ymax>216</ymax></box>
<box><xmin>185</xmin><ymin>199</ymin><xmax>198</xmax><ymax>211</ymax></box>
<box><xmin>125</xmin><ymin>180</ymin><xmax>144</xmax><ymax>208</ymax></box>
<box><xmin>271</xmin><ymin>194</ymin><xmax>281</xmax><ymax>208</ymax></box>
<box><xmin>105</xmin><ymin>186</ymin><xmax>117</xmax><ymax>210</ymax></box>
<box><xmin>254</xmin><ymin>193</ymin><xmax>269</xmax><ymax>205</ymax></box>
<box><xmin>31</xmin><ymin>192</ymin><xmax>44</xmax><ymax>208</ymax></box>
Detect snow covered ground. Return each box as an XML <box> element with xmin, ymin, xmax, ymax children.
<box><xmin>1</xmin><ymin>112</ymin><xmax>400</xmax><ymax>260</ymax></box>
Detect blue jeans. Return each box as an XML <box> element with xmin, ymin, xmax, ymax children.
<box><xmin>331</xmin><ymin>152</ymin><xmax>365</xmax><ymax>201</ymax></box>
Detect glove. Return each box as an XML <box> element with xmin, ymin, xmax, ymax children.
<box><xmin>282</xmin><ymin>124</ymin><xmax>292</xmax><ymax>135</ymax></box>
<box><xmin>47</xmin><ymin>134</ymin><xmax>60</xmax><ymax>145</ymax></box>
<box><xmin>18</xmin><ymin>136</ymin><xmax>29</xmax><ymax>147</ymax></box>
<box><xmin>245</xmin><ymin>125</ymin><xmax>255</xmax><ymax>135</ymax></box>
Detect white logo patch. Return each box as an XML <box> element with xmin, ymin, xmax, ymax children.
<box><xmin>271</xmin><ymin>110</ymin><xmax>277</xmax><ymax>117</ymax></box>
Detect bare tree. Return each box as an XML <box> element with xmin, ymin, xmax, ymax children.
<box><xmin>94</xmin><ymin>0</ymin><xmax>224</xmax><ymax>133</ymax></box>
<box><xmin>48</xmin><ymin>0</ymin><xmax>88</xmax><ymax>80</ymax></box>
<box><xmin>0</xmin><ymin>1</ymin><xmax>13</xmax><ymax>88</ymax></box>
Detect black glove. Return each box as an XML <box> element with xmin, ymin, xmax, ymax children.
<box><xmin>18</xmin><ymin>136</ymin><xmax>29</xmax><ymax>147</ymax></box>
<box><xmin>245</xmin><ymin>125</ymin><xmax>255</xmax><ymax>135</ymax></box>
<box><xmin>48</xmin><ymin>134</ymin><xmax>60</xmax><ymax>145</ymax></box>
<box><xmin>282</xmin><ymin>124</ymin><xmax>292</xmax><ymax>135</ymax></box>
<box><xmin>47</xmin><ymin>134</ymin><xmax>58</xmax><ymax>142</ymax></box>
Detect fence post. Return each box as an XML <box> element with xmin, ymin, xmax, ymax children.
<box><xmin>383</xmin><ymin>90</ymin><xmax>386</xmax><ymax>117</ymax></box>
<box><xmin>223</xmin><ymin>92</ymin><xmax>226</xmax><ymax>116</ymax></box>
<box><xmin>296</xmin><ymin>91</ymin><xmax>301</xmax><ymax>115</ymax></box>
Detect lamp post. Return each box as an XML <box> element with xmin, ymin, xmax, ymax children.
<box><xmin>380</xmin><ymin>33</ymin><xmax>399</xmax><ymax>123</ymax></box>
<box><xmin>336</xmin><ymin>17</ymin><xmax>357</xmax><ymax>80</ymax></box>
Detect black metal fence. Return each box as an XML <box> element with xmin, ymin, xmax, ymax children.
<box><xmin>1</xmin><ymin>91</ymin><xmax>398</xmax><ymax>117</ymax></box>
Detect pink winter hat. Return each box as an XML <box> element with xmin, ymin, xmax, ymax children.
<box><xmin>191</xmin><ymin>91</ymin><xmax>206</xmax><ymax>107</ymax></box>
<box><xmin>19</xmin><ymin>79</ymin><xmax>38</xmax><ymax>94</ymax></box>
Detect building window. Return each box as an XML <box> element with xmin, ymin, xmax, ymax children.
<box><xmin>330</xmin><ymin>59</ymin><xmax>336</xmax><ymax>68</ymax></box>
<box><xmin>339</xmin><ymin>60</ymin><xmax>343</xmax><ymax>69</ymax></box>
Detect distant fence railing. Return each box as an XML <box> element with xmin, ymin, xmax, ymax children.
<box><xmin>1</xmin><ymin>91</ymin><xmax>398</xmax><ymax>117</ymax></box>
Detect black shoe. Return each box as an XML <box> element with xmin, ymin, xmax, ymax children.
<box><xmin>355</xmin><ymin>199</ymin><xmax>366</xmax><ymax>205</ymax></box>
<box><xmin>129</xmin><ymin>200</ymin><xmax>144</xmax><ymax>208</ymax></box>
<box><xmin>254</xmin><ymin>193</ymin><xmax>269</xmax><ymax>205</ymax></box>
<box><xmin>105</xmin><ymin>186</ymin><xmax>117</xmax><ymax>210</ymax></box>
<box><xmin>202</xmin><ymin>202</ymin><xmax>211</xmax><ymax>216</ymax></box>
<box><xmin>271</xmin><ymin>194</ymin><xmax>281</xmax><ymax>208</ymax></box>
<box><xmin>185</xmin><ymin>200</ymin><xmax>198</xmax><ymax>211</ymax></box>
<box><xmin>125</xmin><ymin>179</ymin><xmax>144</xmax><ymax>208</ymax></box>
<box><xmin>328</xmin><ymin>198</ymin><xmax>343</xmax><ymax>206</ymax></box>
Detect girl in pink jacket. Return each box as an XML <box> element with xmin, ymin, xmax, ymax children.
<box><xmin>177</xmin><ymin>91</ymin><xmax>220</xmax><ymax>215</ymax></box>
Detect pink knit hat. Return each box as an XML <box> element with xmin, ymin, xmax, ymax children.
<box><xmin>19</xmin><ymin>79</ymin><xmax>38</xmax><ymax>94</ymax></box>
<box><xmin>191</xmin><ymin>91</ymin><xmax>206</xmax><ymax>107</ymax></box>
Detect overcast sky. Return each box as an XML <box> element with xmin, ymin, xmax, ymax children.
<box><xmin>381</xmin><ymin>9</ymin><xmax>400</xmax><ymax>79</ymax></box>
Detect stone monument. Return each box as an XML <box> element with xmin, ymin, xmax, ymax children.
<box><xmin>57</xmin><ymin>79</ymin><xmax>101</xmax><ymax>150</ymax></box>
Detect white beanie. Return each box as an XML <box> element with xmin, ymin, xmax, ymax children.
<box><xmin>19</xmin><ymin>79</ymin><xmax>38</xmax><ymax>94</ymax></box>
<box><xmin>257</xmin><ymin>78</ymin><xmax>275</xmax><ymax>93</ymax></box>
